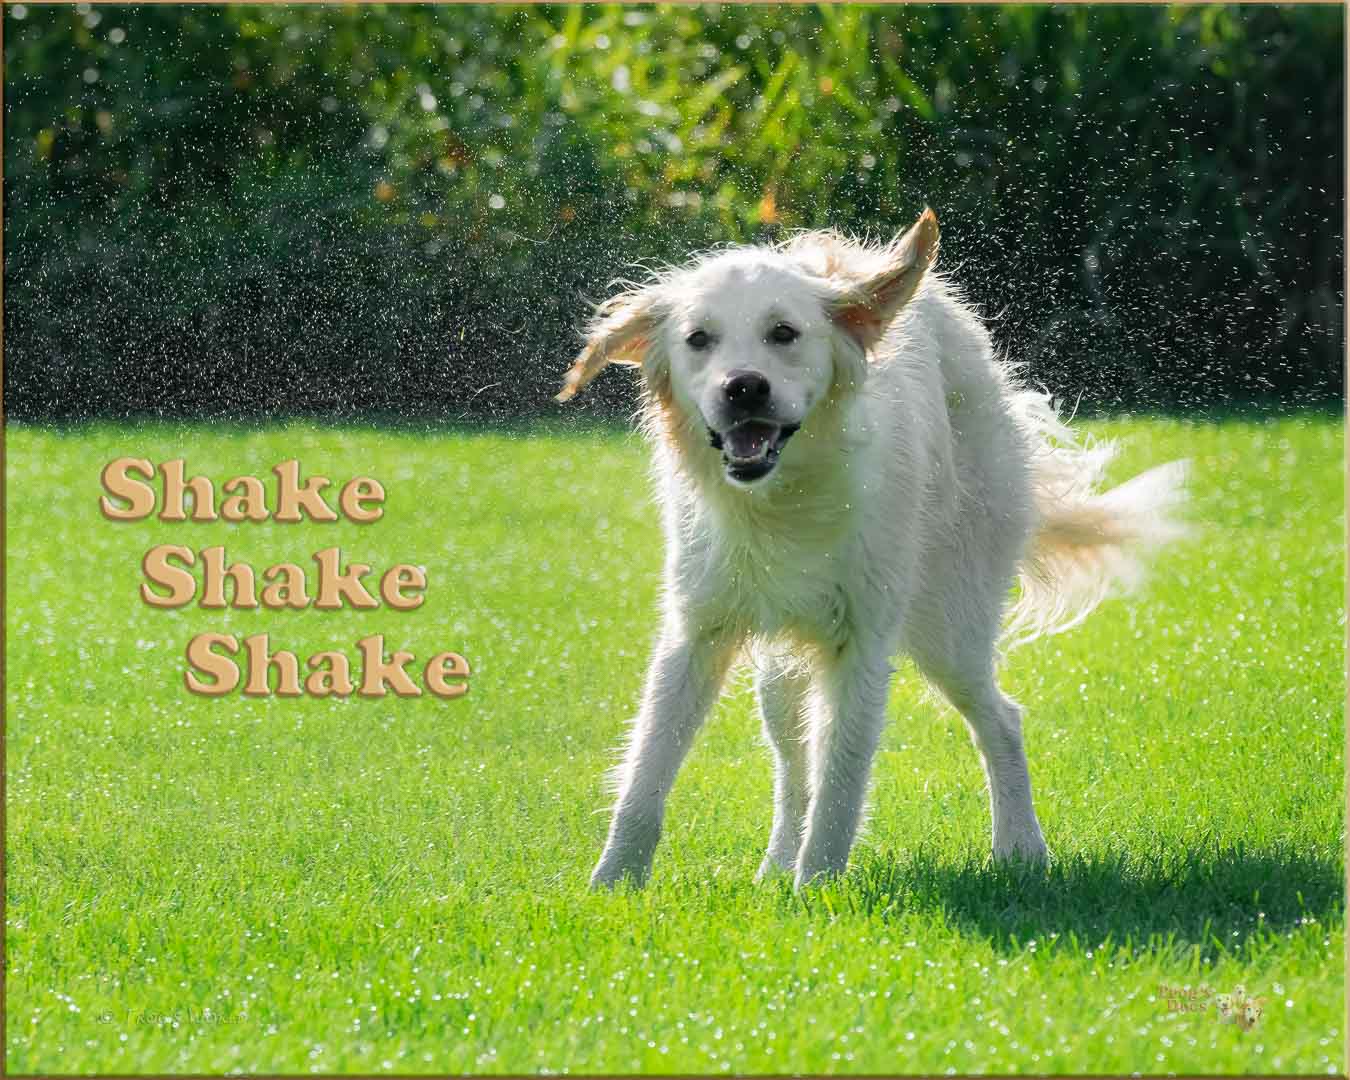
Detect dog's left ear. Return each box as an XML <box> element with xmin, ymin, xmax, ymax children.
<box><xmin>830</xmin><ymin>207</ymin><xmax>940</xmax><ymax>349</ymax></box>
<box><xmin>556</xmin><ymin>287</ymin><xmax>660</xmax><ymax>403</ymax></box>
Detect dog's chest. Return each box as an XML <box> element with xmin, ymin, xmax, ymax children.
<box><xmin>681</xmin><ymin>503</ymin><xmax>859</xmax><ymax>646</ymax></box>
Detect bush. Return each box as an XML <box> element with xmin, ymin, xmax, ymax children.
<box><xmin>3</xmin><ymin>4</ymin><xmax>1342</xmax><ymax>421</ymax></box>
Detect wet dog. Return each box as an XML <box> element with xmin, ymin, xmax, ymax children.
<box><xmin>558</xmin><ymin>209</ymin><xmax>1186</xmax><ymax>889</ymax></box>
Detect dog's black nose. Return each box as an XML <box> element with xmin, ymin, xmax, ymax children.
<box><xmin>722</xmin><ymin>369</ymin><xmax>771</xmax><ymax>414</ymax></box>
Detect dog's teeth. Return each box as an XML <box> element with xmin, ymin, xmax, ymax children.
<box><xmin>723</xmin><ymin>421</ymin><xmax>780</xmax><ymax>462</ymax></box>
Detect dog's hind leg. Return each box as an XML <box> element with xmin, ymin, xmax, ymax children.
<box><xmin>591</xmin><ymin>623</ymin><xmax>736</xmax><ymax>889</ymax></box>
<box><xmin>910</xmin><ymin>623</ymin><xmax>1048</xmax><ymax>864</ymax></box>
<box><xmin>946</xmin><ymin>679</ymin><xmax>1047</xmax><ymax>864</ymax></box>
<box><xmin>753</xmin><ymin>648</ymin><xmax>812</xmax><ymax>881</ymax></box>
<box><xmin>794</xmin><ymin>640</ymin><xmax>895</xmax><ymax>887</ymax></box>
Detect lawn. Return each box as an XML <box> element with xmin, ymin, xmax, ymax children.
<box><xmin>4</xmin><ymin>415</ymin><xmax>1344</xmax><ymax>1075</ymax></box>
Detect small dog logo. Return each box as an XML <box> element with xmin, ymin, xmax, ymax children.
<box><xmin>1216</xmin><ymin>985</ymin><xmax>1265</xmax><ymax>1031</ymax></box>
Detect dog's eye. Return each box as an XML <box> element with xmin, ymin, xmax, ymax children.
<box><xmin>686</xmin><ymin>330</ymin><xmax>711</xmax><ymax>350</ymax></box>
<box><xmin>768</xmin><ymin>322</ymin><xmax>799</xmax><ymax>345</ymax></box>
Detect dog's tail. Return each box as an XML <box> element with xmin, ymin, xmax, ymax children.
<box><xmin>1004</xmin><ymin>391</ymin><xmax>1189</xmax><ymax>648</ymax></box>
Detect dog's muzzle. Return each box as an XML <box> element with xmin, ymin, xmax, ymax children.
<box><xmin>708</xmin><ymin>420</ymin><xmax>800</xmax><ymax>483</ymax></box>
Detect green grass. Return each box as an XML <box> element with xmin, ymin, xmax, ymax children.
<box><xmin>5</xmin><ymin>416</ymin><xmax>1344</xmax><ymax>1075</ymax></box>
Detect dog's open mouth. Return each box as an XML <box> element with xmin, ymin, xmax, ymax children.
<box><xmin>708</xmin><ymin>420</ymin><xmax>800</xmax><ymax>483</ymax></box>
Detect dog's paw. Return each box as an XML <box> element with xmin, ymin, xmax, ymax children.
<box><xmin>589</xmin><ymin>859</ymin><xmax>648</xmax><ymax>891</ymax></box>
<box><xmin>793</xmin><ymin>859</ymin><xmax>848</xmax><ymax>891</ymax></box>
<box><xmin>754</xmin><ymin>854</ymin><xmax>795</xmax><ymax>883</ymax></box>
<box><xmin>992</xmin><ymin>831</ymin><xmax>1049</xmax><ymax>867</ymax></box>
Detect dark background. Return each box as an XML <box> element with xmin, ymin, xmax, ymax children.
<box><xmin>3</xmin><ymin>3</ymin><xmax>1343</xmax><ymax>423</ymax></box>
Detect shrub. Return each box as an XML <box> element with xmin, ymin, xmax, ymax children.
<box><xmin>3</xmin><ymin>4</ymin><xmax>1342</xmax><ymax>421</ymax></box>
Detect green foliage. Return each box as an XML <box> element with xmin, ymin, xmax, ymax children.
<box><xmin>3</xmin><ymin>4</ymin><xmax>1343</xmax><ymax>419</ymax></box>
<box><xmin>5</xmin><ymin>417</ymin><xmax>1344</xmax><ymax>1072</ymax></box>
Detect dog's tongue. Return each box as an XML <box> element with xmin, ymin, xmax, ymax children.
<box><xmin>724</xmin><ymin>421</ymin><xmax>777</xmax><ymax>461</ymax></box>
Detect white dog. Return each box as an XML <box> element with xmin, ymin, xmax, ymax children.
<box><xmin>558</xmin><ymin>209</ymin><xmax>1185</xmax><ymax>890</ymax></box>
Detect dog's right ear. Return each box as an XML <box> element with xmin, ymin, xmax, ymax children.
<box><xmin>556</xmin><ymin>287</ymin><xmax>660</xmax><ymax>403</ymax></box>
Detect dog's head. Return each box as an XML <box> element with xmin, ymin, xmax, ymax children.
<box><xmin>557</xmin><ymin>208</ymin><xmax>939</xmax><ymax>487</ymax></box>
<box><xmin>1238</xmin><ymin>999</ymin><xmax>1263</xmax><ymax>1030</ymax></box>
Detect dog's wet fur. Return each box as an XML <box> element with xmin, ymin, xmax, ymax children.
<box><xmin>558</xmin><ymin>208</ymin><xmax>1187</xmax><ymax>890</ymax></box>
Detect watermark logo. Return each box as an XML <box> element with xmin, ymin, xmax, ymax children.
<box><xmin>1215</xmin><ymin>985</ymin><xmax>1265</xmax><ymax>1032</ymax></box>
<box><xmin>1159</xmin><ymin>983</ymin><xmax>1264</xmax><ymax>1031</ymax></box>
<box><xmin>97</xmin><ymin>1006</ymin><xmax>249</xmax><ymax>1028</ymax></box>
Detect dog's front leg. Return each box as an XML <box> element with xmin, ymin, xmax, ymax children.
<box><xmin>590</xmin><ymin>621</ymin><xmax>735</xmax><ymax>889</ymax></box>
<box><xmin>794</xmin><ymin>640</ymin><xmax>893</xmax><ymax>888</ymax></box>
<box><xmin>754</xmin><ymin>650</ymin><xmax>812</xmax><ymax>881</ymax></box>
